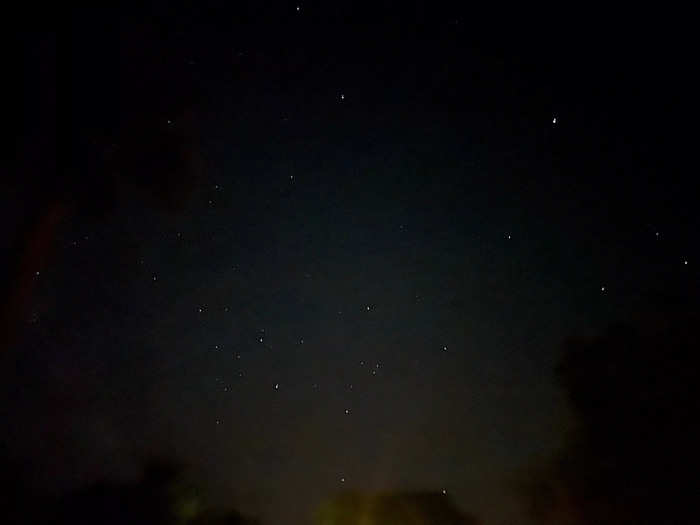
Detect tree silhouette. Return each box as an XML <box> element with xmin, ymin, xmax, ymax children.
<box><xmin>49</xmin><ymin>458</ymin><xmax>259</xmax><ymax>525</ymax></box>
<box><xmin>314</xmin><ymin>490</ymin><xmax>479</xmax><ymax>525</ymax></box>
<box><xmin>521</xmin><ymin>311</ymin><xmax>700</xmax><ymax>524</ymax></box>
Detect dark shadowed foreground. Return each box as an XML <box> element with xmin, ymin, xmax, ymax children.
<box><xmin>518</xmin><ymin>311</ymin><xmax>700</xmax><ymax>525</ymax></box>
<box><xmin>314</xmin><ymin>491</ymin><xmax>479</xmax><ymax>525</ymax></box>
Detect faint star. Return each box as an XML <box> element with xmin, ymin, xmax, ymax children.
<box><xmin>296</xmin><ymin>5</ymin><xmax>300</xmax><ymax>11</ymax></box>
<box><xmin>552</xmin><ymin>116</ymin><xmax>557</xmax><ymax>125</ymax></box>
<box><xmin>601</xmin><ymin>286</ymin><xmax>606</xmax><ymax>292</ymax></box>
<box><xmin>345</xmin><ymin>408</ymin><xmax>350</xmax><ymax>414</ymax></box>
<box><xmin>339</xmin><ymin>93</ymin><xmax>345</xmax><ymax>101</ymax></box>
<box><xmin>442</xmin><ymin>489</ymin><xmax>447</xmax><ymax>495</ymax></box>
<box><xmin>274</xmin><ymin>383</ymin><xmax>279</xmax><ymax>390</ymax></box>
<box><xmin>443</xmin><ymin>345</ymin><xmax>448</xmax><ymax>351</ymax></box>
<box><xmin>684</xmin><ymin>260</ymin><xmax>688</xmax><ymax>265</ymax></box>
<box><xmin>340</xmin><ymin>477</ymin><xmax>345</xmax><ymax>483</ymax></box>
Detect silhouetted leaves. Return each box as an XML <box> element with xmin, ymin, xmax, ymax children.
<box><xmin>521</xmin><ymin>311</ymin><xmax>700</xmax><ymax>524</ymax></box>
<box><xmin>314</xmin><ymin>490</ymin><xmax>479</xmax><ymax>525</ymax></box>
<box><xmin>48</xmin><ymin>458</ymin><xmax>258</xmax><ymax>525</ymax></box>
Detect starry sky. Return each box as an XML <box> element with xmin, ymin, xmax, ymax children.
<box><xmin>6</xmin><ymin>4</ymin><xmax>699</xmax><ymax>525</ymax></box>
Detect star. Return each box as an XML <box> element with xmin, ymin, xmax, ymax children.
<box><xmin>340</xmin><ymin>477</ymin><xmax>345</xmax><ymax>483</ymax></box>
<box><xmin>601</xmin><ymin>286</ymin><xmax>606</xmax><ymax>292</ymax></box>
<box><xmin>552</xmin><ymin>116</ymin><xmax>557</xmax><ymax>125</ymax></box>
<box><xmin>274</xmin><ymin>383</ymin><xmax>279</xmax><ymax>390</ymax></box>
<box><xmin>442</xmin><ymin>489</ymin><xmax>447</xmax><ymax>495</ymax></box>
<box><xmin>443</xmin><ymin>345</ymin><xmax>448</xmax><ymax>351</ymax></box>
<box><xmin>684</xmin><ymin>259</ymin><xmax>688</xmax><ymax>265</ymax></box>
<box><xmin>339</xmin><ymin>93</ymin><xmax>345</xmax><ymax>101</ymax></box>
<box><xmin>344</xmin><ymin>408</ymin><xmax>350</xmax><ymax>415</ymax></box>
<box><xmin>296</xmin><ymin>5</ymin><xmax>300</xmax><ymax>12</ymax></box>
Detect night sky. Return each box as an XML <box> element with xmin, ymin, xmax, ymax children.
<box><xmin>6</xmin><ymin>4</ymin><xmax>700</xmax><ymax>525</ymax></box>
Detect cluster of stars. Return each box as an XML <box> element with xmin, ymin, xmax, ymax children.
<box><xmin>113</xmin><ymin>93</ymin><xmax>694</xmax><ymax>495</ymax></box>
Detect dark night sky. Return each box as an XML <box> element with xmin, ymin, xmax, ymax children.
<box><xmin>6</xmin><ymin>4</ymin><xmax>699</xmax><ymax>525</ymax></box>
